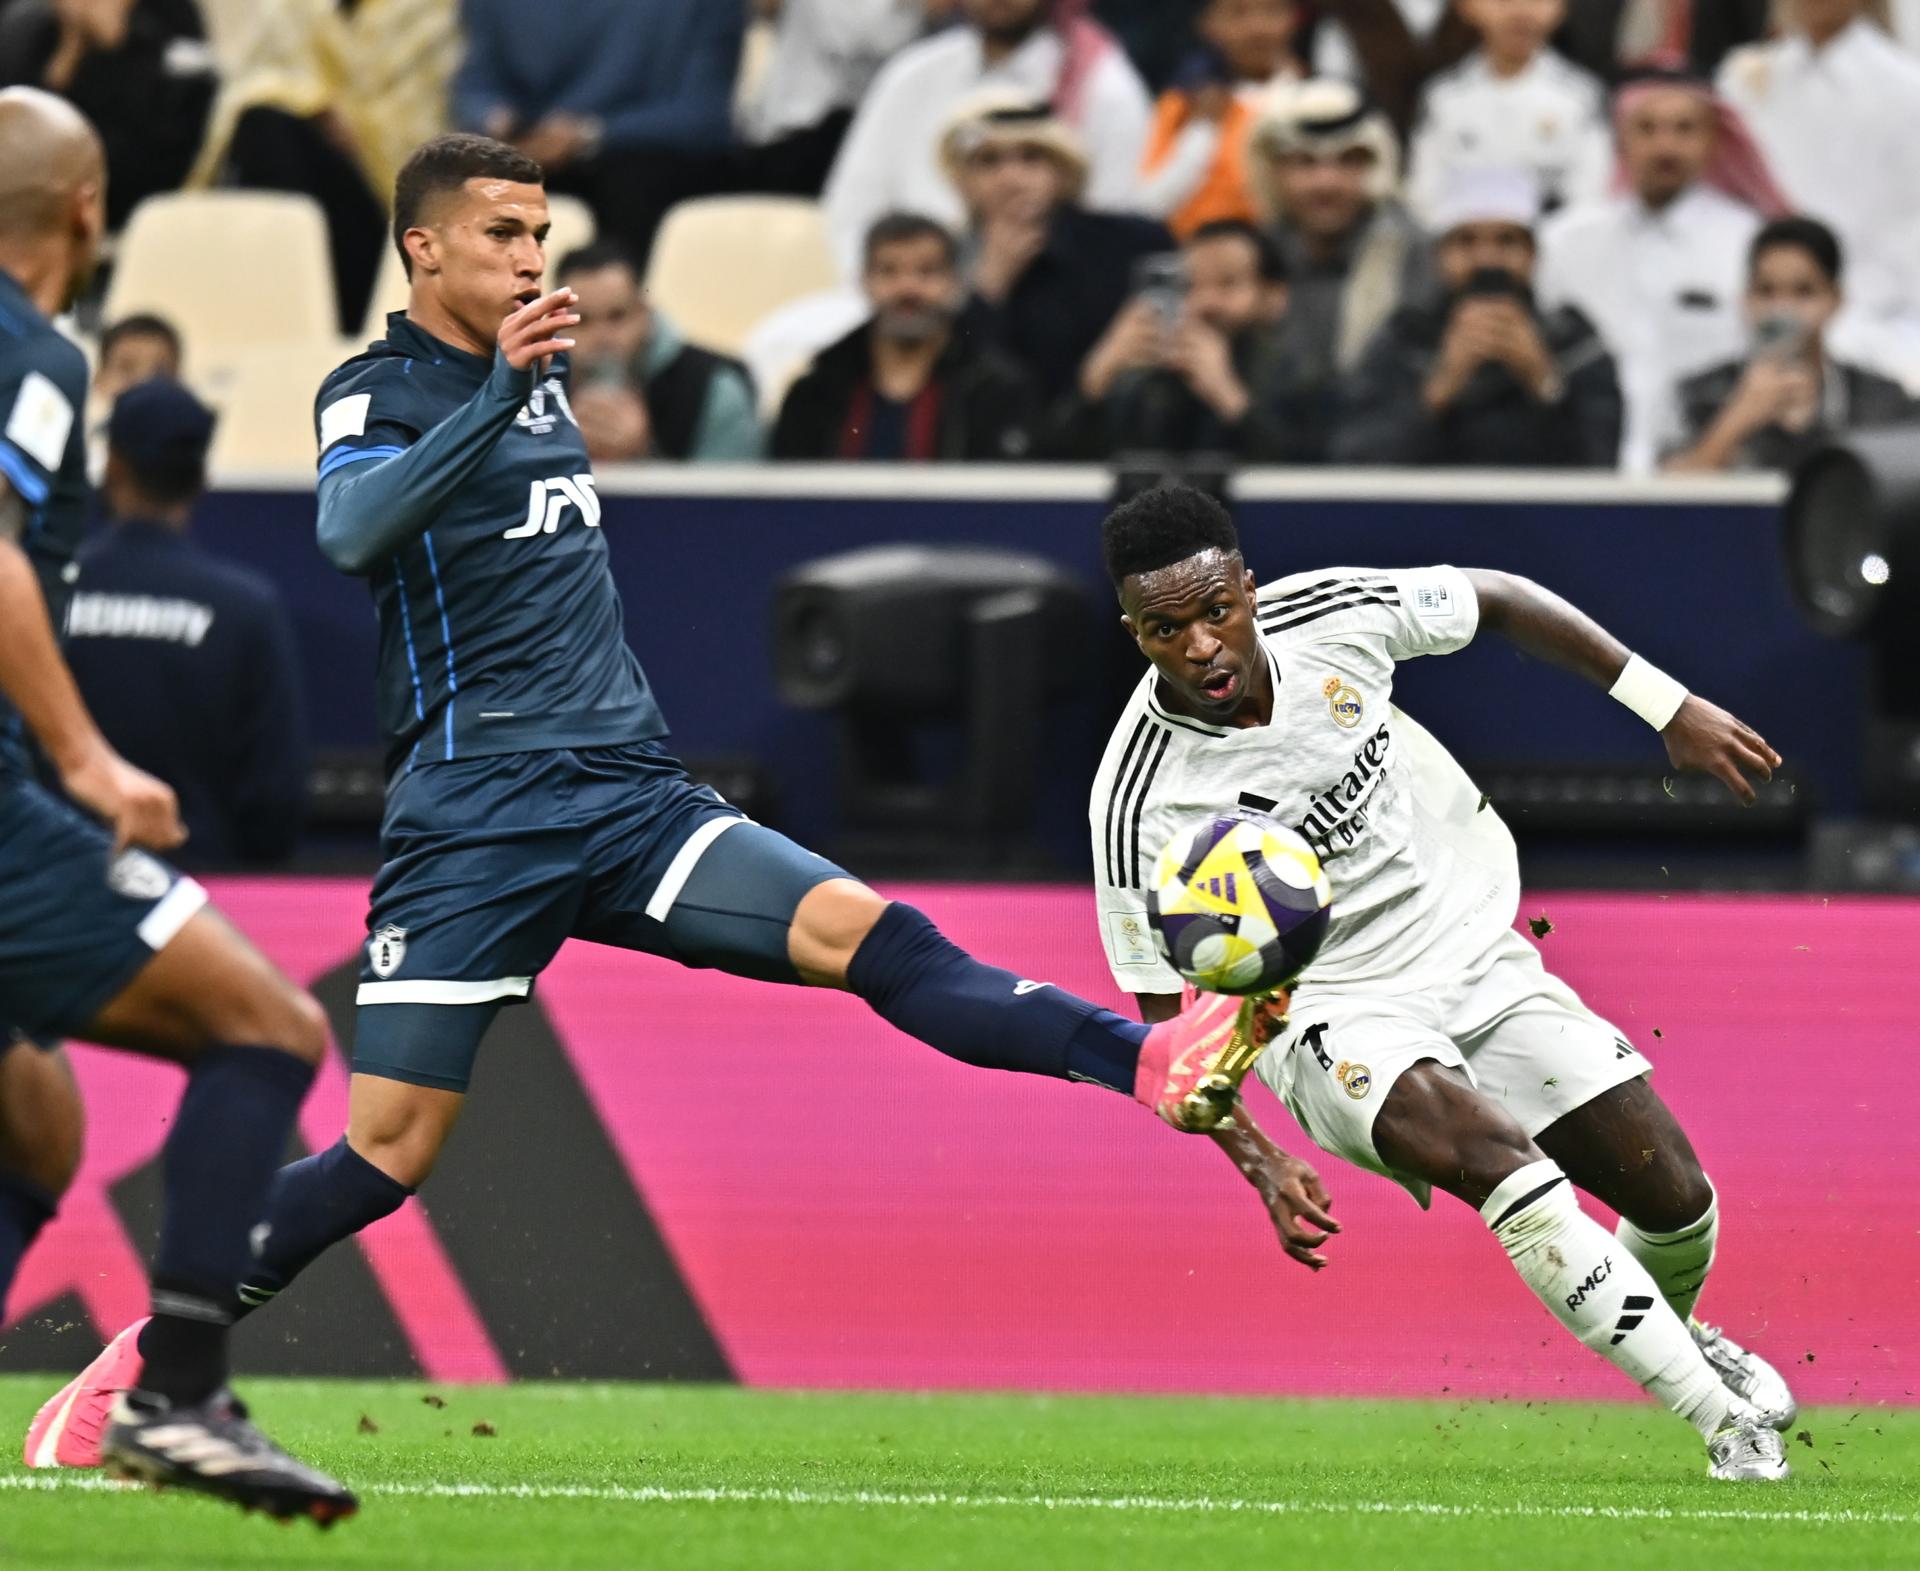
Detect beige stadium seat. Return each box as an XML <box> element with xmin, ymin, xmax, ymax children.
<box><xmin>197</xmin><ymin>340</ymin><xmax>361</xmax><ymax>475</ymax></box>
<box><xmin>646</xmin><ymin>198</ymin><xmax>838</xmax><ymax>356</ymax></box>
<box><xmin>106</xmin><ymin>192</ymin><xmax>336</xmax><ymax>356</ymax></box>
<box><xmin>359</xmin><ymin>192</ymin><xmax>597</xmax><ymax>340</ymax></box>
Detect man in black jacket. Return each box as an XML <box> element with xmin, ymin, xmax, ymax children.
<box><xmin>1061</xmin><ymin>219</ymin><xmax>1318</xmax><ymax>462</ymax></box>
<box><xmin>773</xmin><ymin>212</ymin><xmax>1036</xmax><ymax>462</ymax></box>
<box><xmin>1665</xmin><ymin>216</ymin><xmax>1920</xmax><ymax>474</ymax></box>
<box><xmin>1333</xmin><ymin>167</ymin><xmax>1621</xmax><ymax>467</ymax></box>
<box><xmin>64</xmin><ymin>379</ymin><xmax>308</xmax><ymax>868</ymax></box>
<box><xmin>940</xmin><ymin>92</ymin><xmax>1173</xmax><ymax>406</ymax></box>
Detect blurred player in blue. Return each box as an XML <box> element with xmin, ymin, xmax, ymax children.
<box><xmin>32</xmin><ymin>133</ymin><xmax>1285</xmax><ymax>1451</ymax></box>
<box><xmin>0</xmin><ymin>88</ymin><xmax>353</xmax><ymax>1522</ymax></box>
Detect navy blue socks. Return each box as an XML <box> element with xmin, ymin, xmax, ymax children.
<box><xmin>0</xmin><ymin>1166</ymin><xmax>57</xmax><ymax>1322</ymax></box>
<box><xmin>232</xmin><ymin>1136</ymin><xmax>412</xmax><ymax>1321</ymax></box>
<box><xmin>845</xmin><ymin>902</ymin><xmax>1147</xmax><ymax>1094</ymax></box>
<box><xmin>140</xmin><ymin>1045</ymin><xmax>315</xmax><ymax>1404</ymax></box>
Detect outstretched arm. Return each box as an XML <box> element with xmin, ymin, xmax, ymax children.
<box><xmin>1138</xmin><ymin>991</ymin><xmax>1339</xmax><ymax>1270</ymax></box>
<box><xmin>0</xmin><ymin>484</ymin><xmax>183</xmax><ymax>853</ymax></box>
<box><xmin>1462</xmin><ymin>568</ymin><xmax>1783</xmax><ymax>805</ymax></box>
<box><xmin>316</xmin><ymin>290</ymin><xmax>578</xmax><ymax>575</ymax></box>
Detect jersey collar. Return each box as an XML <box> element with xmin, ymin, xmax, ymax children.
<box><xmin>383</xmin><ymin>311</ymin><xmax>493</xmax><ymax>377</ymax></box>
<box><xmin>1145</xmin><ymin>641</ymin><xmax>1283</xmax><ymax>737</ymax></box>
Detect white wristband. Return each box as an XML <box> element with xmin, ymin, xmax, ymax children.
<box><xmin>1609</xmin><ymin>653</ymin><xmax>1688</xmax><ymax>731</ymax></box>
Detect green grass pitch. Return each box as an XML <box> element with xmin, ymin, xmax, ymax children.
<box><xmin>1</xmin><ymin>1379</ymin><xmax>1915</xmax><ymax>1571</ymax></box>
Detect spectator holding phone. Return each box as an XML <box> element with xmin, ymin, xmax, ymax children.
<box><xmin>942</xmin><ymin>91</ymin><xmax>1172</xmax><ymax>403</ymax></box>
<box><xmin>1664</xmin><ymin>216</ymin><xmax>1919</xmax><ymax>474</ymax></box>
<box><xmin>1333</xmin><ymin>167</ymin><xmax>1619</xmax><ymax>467</ymax></box>
<box><xmin>1137</xmin><ymin>0</ymin><xmax>1303</xmax><ymax>236</ymax></box>
<box><xmin>1062</xmin><ymin>218</ymin><xmax>1310</xmax><ymax>459</ymax></box>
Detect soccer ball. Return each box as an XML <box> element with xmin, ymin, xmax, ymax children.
<box><xmin>1147</xmin><ymin>813</ymin><xmax>1333</xmax><ymax>995</ymax></box>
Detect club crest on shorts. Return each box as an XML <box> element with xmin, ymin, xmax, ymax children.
<box><xmin>106</xmin><ymin>849</ymin><xmax>171</xmax><ymax>902</ymax></box>
<box><xmin>369</xmin><ymin>924</ymin><xmax>408</xmax><ymax>979</ymax></box>
<box><xmin>1336</xmin><ymin>1059</ymin><xmax>1373</xmax><ymax>1100</ymax></box>
<box><xmin>1323</xmin><ymin>675</ymin><xmax>1364</xmax><ymax>729</ymax></box>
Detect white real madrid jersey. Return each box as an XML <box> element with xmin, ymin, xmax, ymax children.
<box><xmin>1089</xmin><ymin>567</ymin><xmax>1520</xmax><ymax>997</ymax></box>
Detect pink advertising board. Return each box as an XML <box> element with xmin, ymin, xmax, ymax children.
<box><xmin>7</xmin><ymin>882</ymin><xmax>1915</xmax><ymax>1405</ymax></box>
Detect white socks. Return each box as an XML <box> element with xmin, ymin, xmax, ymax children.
<box><xmin>1616</xmin><ymin>1182</ymin><xmax>1718</xmax><ymax>1322</ymax></box>
<box><xmin>1481</xmin><ymin>1160</ymin><xmax>1750</xmax><ymax>1439</ymax></box>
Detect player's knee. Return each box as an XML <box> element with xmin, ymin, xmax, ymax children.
<box><xmin>349</xmin><ymin>1115</ymin><xmax>445</xmax><ymax>1190</ymax></box>
<box><xmin>1632</xmin><ymin>1154</ymin><xmax>1715</xmax><ymax>1233</ymax></box>
<box><xmin>217</xmin><ymin>980</ymin><xmax>329</xmax><ymax>1067</ymax></box>
<box><xmin>1376</xmin><ymin>1061</ymin><xmax>1543</xmax><ymax>1205</ymax></box>
<box><xmin>788</xmin><ymin>879</ymin><xmax>889</xmax><ymax>986</ymax></box>
<box><xmin>347</xmin><ymin>1080</ymin><xmax>459</xmax><ymax>1189</ymax></box>
<box><xmin>277</xmin><ymin>988</ymin><xmax>331</xmax><ymax>1067</ymax></box>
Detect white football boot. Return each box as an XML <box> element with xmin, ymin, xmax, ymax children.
<box><xmin>1707</xmin><ymin>1416</ymin><xmax>1791</xmax><ymax>1481</ymax></box>
<box><xmin>1692</xmin><ymin>1319</ymin><xmax>1798</xmax><ymax>1431</ymax></box>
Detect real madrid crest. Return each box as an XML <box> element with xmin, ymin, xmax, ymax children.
<box><xmin>1323</xmin><ymin>675</ymin><xmax>1363</xmax><ymax>729</ymax></box>
<box><xmin>1336</xmin><ymin>1059</ymin><xmax>1373</xmax><ymax>1100</ymax></box>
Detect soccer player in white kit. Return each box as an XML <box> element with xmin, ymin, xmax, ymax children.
<box><xmin>1089</xmin><ymin>485</ymin><xmax>1795</xmax><ymax>1481</ymax></box>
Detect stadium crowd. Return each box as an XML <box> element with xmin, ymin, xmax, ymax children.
<box><xmin>12</xmin><ymin>0</ymin><xmax>1920</xmax><ymax>475</ymax></box>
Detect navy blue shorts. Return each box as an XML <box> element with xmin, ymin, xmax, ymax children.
<box><xmin>354</xmin><ymin>741</ymin><xmax>849</xmax><ymax>1092</ymax></box>
<box><xmin>0</xmin><ymin>779</ymin><xmax>207</xmax><ymax>1048</ymax></box>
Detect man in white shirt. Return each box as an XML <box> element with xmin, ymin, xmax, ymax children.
<box><xmin>736</xmin><ymin>0</ymin><xmax>929</xmax><ymax>195</ymax></box>
<box><xmin>1537</xmin><ymin>75</ymin><xmax>1782</xmax><ymax>471</ymax></box>
<box><xmin>822</xmin><ymin>0</ymin><xmax>1152</xmax><ymax>279</ymax></box>
<box><xmin>1406</xmin><ymin>0</ymin><xmax>1611</xmax><ymax>221</ymax></box>
<box><xmin>1089</xmin><ymin>483</ymin><xmax>1796</xmax><ymax>1481</ymax></box>
<box><xmin>1718</xmin><ymin>0</ymin><xmax>1920</xmax><ymax>387</ymax></box>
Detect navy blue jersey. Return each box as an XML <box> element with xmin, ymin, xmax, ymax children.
<box><xmin>313</xmin><ymin>313</ymin><xmax>666</xmax><ymax>776</ymax></box>
<box><xmin>0</xmin><ymin>266</ymin><xmax>90</xmax><ymax>778</ymax></box>
<box><xmin>66</xmin><ymin>519</ymin><xmax>309</xmax><ymax>867</ymax></box>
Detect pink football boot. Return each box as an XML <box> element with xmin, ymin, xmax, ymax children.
<box><xmin>23</xmin><ymin>1317</ymin><xmax>147</xmax><ymax>1469</ymax></box>
<box><xmin>1134</xmin><ymin>988</ymin><xmax>1288</xmax><ymax>1131</ymax></box>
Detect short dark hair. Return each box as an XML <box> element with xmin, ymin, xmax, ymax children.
<box><xmin>555</xmin><ymin>240</ymin><xmax>641</xmax><ymax>285</ymax></box>
<box><xmin>1101</xmin><ymin>484</ymin><xmax>1240</xmax><ymax>586</ymax></box>
<box><xmin>1750</xmin><ymin>215</ymin><xmax>1843</xmax><ymax>286</ymax></box>
<box><xmin>392</xmin><ymin>133</ymin><xmax>544</xmax><ymax>278</ymax></box>
<box><xmin>863</xmin><ymin>212</ymin><xmax>958</xmax><ymax>272</ymax></box>
<box><xmin>1187</xmin><ymin>219</ymin><xmax>1288</xmax><ymax>285</ymax></box>
<box><xmin>100</xmin><ymin>312</ymin><xmax>181</xmax><ymax>365</ymax></box>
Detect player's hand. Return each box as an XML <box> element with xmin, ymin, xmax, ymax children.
<box><xmin>1258</xmin><ymin>1152</ymin><xmax>1340</xmax><ymax>1271</ymax></box>
<box><xmin>60</xmin><ymin>744</ymin><xmax>186</xmax><ymax>854</ymax></box>
<box><xmin>1215</xmin><ymin>1095</ymin><xmax>1338</xmax><ymax>1270</ymax></box>
<box><xmin>1661</xmin><ymin>695</ymin><xmax>1782</xmax><ymax>806</ymax></box>
<box><xmin>498</xmin><ymin>288</ymin><xmax>579</xmax><ymax>372</ymax></box>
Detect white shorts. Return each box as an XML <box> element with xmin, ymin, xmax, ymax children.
<box><xmin>1254</xmin><ymin>927</ymin><xmax>1652</xmax><ymax>1207</ymax></box>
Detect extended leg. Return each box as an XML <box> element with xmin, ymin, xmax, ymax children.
<box><xmin>634</xmin><ymin>820</ymin><xmax>1267</xmax><ymax>1127</ymax></box>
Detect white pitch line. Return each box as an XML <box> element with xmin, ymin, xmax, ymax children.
<box><xmin>2</xmin><ymin>1472</ymin><xmax>1915</xmax><ymax>1526</ymax></box>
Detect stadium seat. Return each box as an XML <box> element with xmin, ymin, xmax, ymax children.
<box><xmin>106</xmin><ymin>192</ymin><xmax>337</xmax><ymax>354</ymax></box>
<box><xmin>196</xmin><ymin>339</ymin><xmax>361</xmax><ymax>474</ymax></box>
<box><xmin>359</xmin><ymin>192</ymin><xmax>597</xmax><ymax>340</ymax></box>
<box><xmin>646</xmin><ymin>198</ymin><xmax>839</xmax><ymax>357</ymax></box>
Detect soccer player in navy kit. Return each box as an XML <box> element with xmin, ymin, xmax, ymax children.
<box><xmin>0</xmin><ymin>89</ymin><xmax>353</xmax><ymax>1520</ymax></box>
<box><xmin>32</xmin><ymin>134</ymin><xmax>1281</xmax><ymax>1445</ymax></box>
